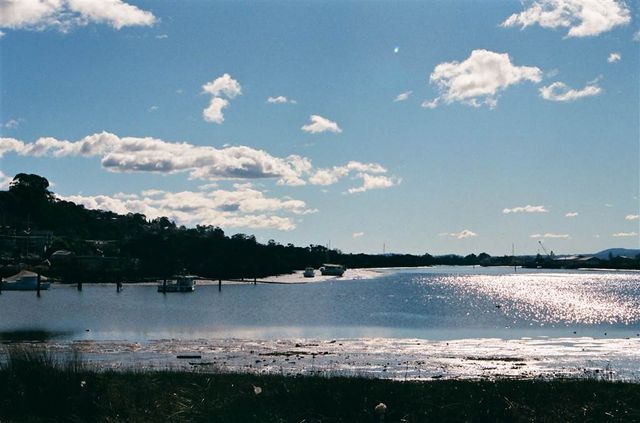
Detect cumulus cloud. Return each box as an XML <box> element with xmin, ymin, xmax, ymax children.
<box><xmin>59</xmin><ymin>185</ymin><xmax>316</xmax><ymax>231</ymax></box>
<box><xmin>309</xmin><ymin>161</ymin><xmax>386</xmax><ymax>186</ymax></box>
<box><xmin>347</xmin><ymin>173</ymin><xmax>400</xmax><ymax>194</ymax></box>
<box><xmin>0</xmin><ymin>132</ymin><xmax>400</xmax><ymax>192</ymax></box>
<box><xmin>440</xmin><ymin>230</ymin><xmax>478</xmax><ymax>239</ymax></box>
<box><xmin>424</xmin><ymin>49</ymin><xmax>542</xmax><ymax>109</ymax></box>
<box><xmin>607</xmin><ymin>52</ymin><xmax>621</xmax><ymax>63</ymax></box>
<box><xmin>267</xmin><ymin>96</ymin><xmax>297</xmax><ymax>104</ymax></box>
<box><xmin>612</xmin><ymin>231</ymin><xmax>638</xmax><ymax>237</ymax></box>
<box><xmin>539</xmin><ymin>80</ymin><xmax>601</xmax><ymax>102</ymax></box>
<box><xmin>202</xmin><ymin>97</ymin><xmax>229</xmax><ymax>124</ymax></box>
<box><xmin>530</xmin><ymin>233</ymin><xmax>570</xmax><ymax>239</ymax></box>
<box><xmin>352</xmin><ymin>232</ymin><xmax>365</xmax><ymax>238</ymax></box>
<box><xmin>0</xmin><ymin>0</ymin><xmax>156</xmax><ymax>32</ymax></box>
<box><xmin>0</xmin><ymin>170</ymin><xmax>12</xmax><ymax>189</ymax></box>
<box><xmin>301</xmin><ymin>115</ymin><xmax>342</xmax><ymax>134</ymax></box>
<box><xmin>503</xmin><ymin>205</ymin><xmax>548</xmax><ymax>214</ymax></box>
<box><xmin>565</xmin><ymin>211</ymin><xmax>579</xmax><ymax>217</ymax></box>
<box><xmin>501</xmin><ymin>0</ymin><xmax>630</xmax><ymax>38</ymax></box>
<box><xmin>202</xmin><ymin>74</ymin><xmax>241</xmax><ymax>124</ymax></box>
<box><xmin>625</xmin><ymin>214</ymin><xmax>639</xmax><ymax>221</ymax></box>
<box><xmin>393</xmin><ymin>91</ymin><xmax>412</xmax><ymax>102</ymax></box>
<box><xmin>0</xmin><ymin>132</ymin><xmax>308</xmax><ymax>185</ymax></box>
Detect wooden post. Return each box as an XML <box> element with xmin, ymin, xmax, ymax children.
<box><xmin>253</xmin><ymin>276</ymin><xmax>256</xmax><ymax>285</ymax></box>
<box><xmin>0</xmin><ymin>276</ymin><xmax>3</xmax><ymax>295</ymax></box>
<box><xmin>116</xmin><ymin>281</ymin><xmax>122</xmax><ymax>293</ymax></box>
<box><xmin>77</xmin><ymin>280</ymin><xmax>82</xmax><ymax>291</ymax></box>
<box><xmin>37</xmin><ymin>273</ymin><xmax>41</xmax><ymax>297</ymax></box>
<box><xmin>163</xmin><ymin>278</ymin><xmax>167</xmax><ymax>295</ymax></box>
<box><xmin>218</xmin><ymin>278</ymin><xmax>222</xmax><ymax>292</ymax></box>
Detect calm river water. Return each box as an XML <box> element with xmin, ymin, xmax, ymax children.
<box><xmin>2</xmin><ymin>266</ymin><xmax>639</xmax><ymax>342</ymax></box>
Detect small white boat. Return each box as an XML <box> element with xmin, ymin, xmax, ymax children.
<box><xmin>303</xmin><ymin>267</ymin><xmax>315</xmax><ymax>278</ymax></box>
<box><xmin>1</xmin><ymin>270</ymin><xmax>51</xmax><ymax>291</ymax></box>
<box><xmin>158</xmin><ymin>275</ymin><xmax>196</xmax><ymax>293</ymax></box>
<box><xmin>320</xmin><ymin>264</ymin><xmax>345</xmax><ymax>276</ymax></box>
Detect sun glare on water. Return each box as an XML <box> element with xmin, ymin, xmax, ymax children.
<box><xmin>436</xmin><ymin>273</ymin><xmax>640</xmax><ymax>325</ymax></box>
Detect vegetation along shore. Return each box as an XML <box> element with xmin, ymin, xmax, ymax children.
<box><xmin>1</xmin><ymin>347</ymin><xmax>639</xmax><ymax>422</ymax></box>
<box><xmin>2</xmin><ymin>173</ymin><xmax>639</xmax><ymax>286</ymax></box>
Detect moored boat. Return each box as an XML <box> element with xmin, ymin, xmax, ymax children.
<box><xmin>158</xmin><ymin>275</ymin><xmax>197</xmax><ymax>293</ymax></box>
<box><xmin>1</xmin><ymin>270</ymin><xmax>50</xmax><ymax>291</ymax></box>
<box><xmin>320</xmin><ymin>264</ymin><xmax>345</xmax><ymax>276</ymax></box>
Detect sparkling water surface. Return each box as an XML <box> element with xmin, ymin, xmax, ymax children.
<box><xmin>2</xmin><ymin>267</ymin><xmax>639</xmax><ymax>342</ymax></box>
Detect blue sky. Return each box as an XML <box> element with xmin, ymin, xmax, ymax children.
<box><xmin>1</xmin><ymin>0</ymin><xmax>638</xmax><ymax>255</ymax></box>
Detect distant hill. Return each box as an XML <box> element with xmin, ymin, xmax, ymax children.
<box><xmin>593</xmin><ymin>248</ymin><xmax>640</xmax><ymax>260</ymax></box>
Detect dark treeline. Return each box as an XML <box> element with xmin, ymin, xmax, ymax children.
<box><xmin>0</xmin><ymin>173</ymin><xmax>526</xmax><ymax>281</ymax></box>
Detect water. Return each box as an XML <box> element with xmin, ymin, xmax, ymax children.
<box><xmin>3</xmin><ymin>267</ymin><xmax>640</xmax><ymax>380</ymax></box>
<box><xmin>2</xmin><ymin>266</ymin><xmax>639</xmax><ymax>342</ymax></box>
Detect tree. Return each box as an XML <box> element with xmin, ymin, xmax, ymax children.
<box><xmin>9</xmin><ymin>173</ymin><xmax>53</xmax><ymax>203</ymax></box>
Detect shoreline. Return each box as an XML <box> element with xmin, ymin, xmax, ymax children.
<box><xmin>4</xmin><ymin>335</ymin><xmax>639</xmax><ymax>382</ymax></box>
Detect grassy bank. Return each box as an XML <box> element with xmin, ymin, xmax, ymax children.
<box><xmin>1</xmin><ymin>349</ymin><xmax>639</xmax><ymax>422</ymax></box>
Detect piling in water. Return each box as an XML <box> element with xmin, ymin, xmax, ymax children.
<box><xmin>36</xmin><ymin>273</ymin><xmax>41</xmax><ymax>297</ymax></box>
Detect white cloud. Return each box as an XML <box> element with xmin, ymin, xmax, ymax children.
<box><xmin>352</xmin><ymin>232</ymin><xmax>365</xmax><ymax>238</ymax></box>
<box><xmin>607</xmin><ymin>52</ymin><xmax>621</xmax><ymax>63</ymax></box>
<box><xmin>148</xmin><ymin>105</ymin><xmax>159</xmax><ymax>112</ymax></box>
<box><xmin>202</xmin><ymin>73</ymin><xmax>242</xmax><ymax>99</ymax></box>
<box><xmin>421</xmin><ymin>98</ymin><xmax>440</xmax><ymax>109</ymax></box>
<box><xmin>393</xmin><ymin>91</ymin><xmax>412</xmax><ymax>102</ymax></box>
<box><xmin>625</xmin><ymin>214</ymin><xmax>639</xmax><ymax>221</ymax></box>
<box><xmin>309</xmin><ymin>161</ymin><xmax>387</xmax><ymax>186</ymax></box>
<box><xmin>440</xmin><ymin>229</ymin><xmax>478</xmax><ymax>239</ymax></box>
<box><xmin>612</xmin><ymin>231</ymin><xmax>638</xmax><ymax>237</ymax></box>
<box><xmin>202</xmin><ymin>73</ymin><xmax>241</xmax><ymax>124</ymax></box>
<box><xmin>565</xmin><ymin>211</ymin><xmax>578</xmax><ymax>217</ymax></box>
<box><xmin>59</xmin><ymin>186</ymin><xmax>316</xmax><ymax>231</ymax></box>
<box><xmin>3</xmin><ymin>118</ymin><xmax>23</xmax><ymax>129</ymax></box>
<box><xmin>501</xmin><ymin>0</ymin><xmax>630</xmax><ymax>38</ymax></box>
<box><xmin>202</xmin><ymin>97</ymin><xmax>229</xmax><ymax>124</ymax></box>
<box><xmin>0</xmin><ymin>30</ymin><xmax>4</xmax><ymax>38</ymax></box>
<box><xmin>347</xmin><ymin>173</ymin><xmax>400</xmax><ymax>194</ymax></box>
<box><xmin>155</xmin><ymin>34</ymin><xmax>168</xmax><ymax>39</ymax></box>
<box><xmin>0</xmin><ymin>170</ymin><xmax>12</xmax><ymax>189</ymax></box>
<box><xmin>530</xmin><ymin>233</ymin><xmax>570</xmax><ymax>239</ymax></box>
<box><xmin>503</xmin><ymin>205</ymin><xmax>548</xmax><ymax>214</ymax></box>
<box><xmin>301</xmin><ymin>115</ymin><xmax>342</xmax><ymax>134</ymax></box>
<box><xmin>267</xmin><ymin>96</ymin><xmax>296</xmax><ymax>104</ymax></box>
<box><xmin>1</xmin><ymin>132</ymin><xmax>399</xmax><ymax>192</ymax></box>
<box><xmin>634</xmin><ymin>31</ymin><xmax>640</xmax><ymax>41</ymax></box>
<box><xmin>0</xmin><ymin>132</ymin><xmax>308</xmax><ymax>185</ymax></box>
<box><xmin>425</xmin><ymin>49</ymin><xmax>541</xmax><ymax>108</ymax></box>
<box><xmin>0</xmin><ymin>0</ymin><xmax>156</xmax><ymax>32</ymax></box>
<box><xmin>539</xmin><ymin>80</ymin><xmax>601</xmax><ymax>102</ymax></box>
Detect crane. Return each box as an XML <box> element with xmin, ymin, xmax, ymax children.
<box><xmin>538</xmin><ymin>240</ymin><xmax>554</xmax><ymax>259</ymax></box>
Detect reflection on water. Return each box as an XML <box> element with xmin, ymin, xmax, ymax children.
<box><xmin>1</xmin><ymin>267</ymin><xmax>639</xmax><ymax>342</ymax></box>
<box><xmin>0</xmin><ymin>330</ymin><xmax>73</xmax><ymax>342</ymax></box>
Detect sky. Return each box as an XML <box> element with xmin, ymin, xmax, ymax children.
<box><xmin>0</xmin><ymin>0</ymin><xmax>638</xmax><ymax>256</ymax></box>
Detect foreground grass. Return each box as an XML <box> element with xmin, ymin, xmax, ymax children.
<box><xmin>1</xmin><ymin>350</ymin><xmax>639</xmax><ymax>422</ymax></box>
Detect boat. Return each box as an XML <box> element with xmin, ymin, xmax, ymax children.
<box><xmin>1</xmin><ymin>270</ymin><xmax>51</xmax><ymax>291</ymax></box>
<box><xmin>157</xmin><ymin>275</ymin><xmax>197</xmax><ymax>293</ymax></box>
<box><xmin>303</xmin><ymin>267</ymin><xmax>315</xmax><ymax>278</ymax></box>
<box><xmin>319</xmin><ymin>264</ymin><xmax>345</xmax><ymax>276</ymax></box>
